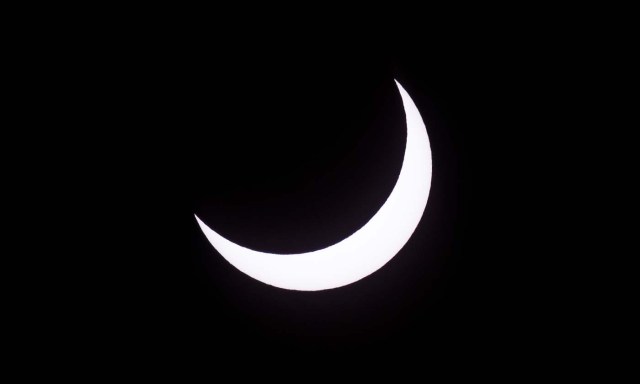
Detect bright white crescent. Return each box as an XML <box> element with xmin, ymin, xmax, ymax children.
<box><xmin>196</xmin><ymin>80</ymin><xmax>432</xmax><ymax>291</ymax></box>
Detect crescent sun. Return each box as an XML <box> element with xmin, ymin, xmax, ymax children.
<box><xmin>195</xmin><ymin>79</ymin><xmax>432</xmax><ymax>291</ymax></box>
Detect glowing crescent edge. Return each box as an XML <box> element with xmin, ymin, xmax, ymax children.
<box><xmin>195</xmin><ymin>80</ymin><xmax>431</xmax><ymax>291</ymax></box>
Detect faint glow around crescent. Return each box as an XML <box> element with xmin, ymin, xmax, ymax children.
<box><xmin>195</xmin><ymin>80</ymin><xmax>432</xmax><ymax>291</ymax></box>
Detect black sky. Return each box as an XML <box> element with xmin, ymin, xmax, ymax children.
<box><xmin>56</xmin><ymin>15</ymin><xmax>569</xmax><ymax>370</ymax></box>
